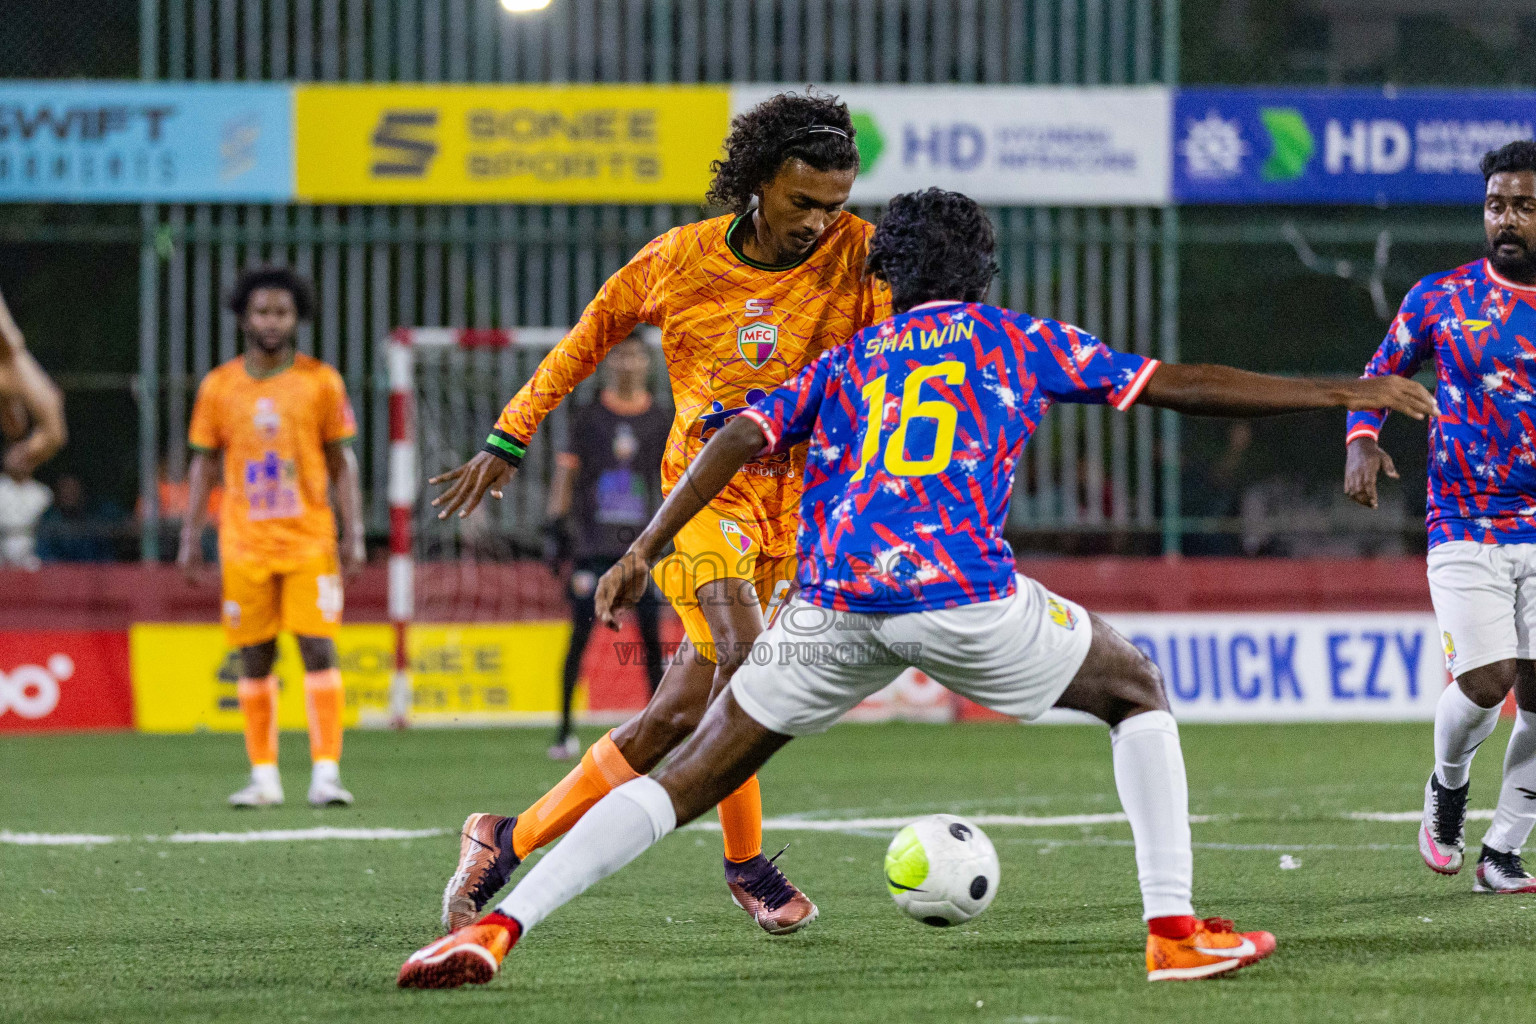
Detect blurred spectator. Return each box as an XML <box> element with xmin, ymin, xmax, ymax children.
<box><xmin>139</xmin><ymin>463</ymin><xmax>221</xmax><ymax>562</ymax></box>
<box><xmin>1181</xmin><ymin>422</ymin><xmax>1251</xmax><ymax>556</ymax></box>
<box><xmin>37</xmin><ymin>473</ymin><xmax>126</xmax><ymax>562</ymax></box>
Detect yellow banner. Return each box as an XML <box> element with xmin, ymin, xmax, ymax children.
<box><xmin>294</xmin><ymin>84</ymin><xmax>729</xmax><ymax>203</ymax></box>
<box><xmin>129</xmin><ymin>622</ymin><xmax>579</xmax><ymax>732</ymax></box>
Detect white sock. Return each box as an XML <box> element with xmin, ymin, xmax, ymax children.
<box><xmin>497</xmin><ymin>776</ymin><xmax>677</xmax><ymax>932</ymax></box>
<box><xmin>1434</xmin><ymin>682</ymin><xmax>1501</xmax><ymax>789</ymax></box>
<box><xmin>1110</xmin><ymin>710</ymin><xmax>1195</xmax><ymax>921</ymax></box>
<box><xmin>1483</xmin><ymin>708</ymin><xmax>1536</xmax><ymax>854</ymax></box>
<box><xmin>251</xmin><ymin>764</ymin><xmax>281</xmax><ymax>789</ymax></box>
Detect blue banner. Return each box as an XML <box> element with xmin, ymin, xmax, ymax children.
<box><xmin>0</xmin><ymin>83</ymin><xmax>293</xmax><ymax>202</ymax></box>
<box><xmin>1173</xmin><ymin>87</ymin><xmax>1535</xmax><ymax>205</ymax></box>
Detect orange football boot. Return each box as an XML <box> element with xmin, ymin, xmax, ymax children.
<box><xmin>724</xmin><ymin>849</ymin><xmax>819</xmax><ymax>935</ymax></box>
<box><xmin>1145</xmin><ymin>916</ymin><xmax>1276</xmax><ymax>982</ymax></box>
<box><xmin>397</xmin><ymin>914</ymin><xmax>520</xmax><ymax>990</ymax></box>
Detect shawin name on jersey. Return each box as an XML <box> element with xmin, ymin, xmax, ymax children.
<box><xmin>748</xmin><ymin>301</ymin><xmax>1155</xmax><ymax>614</ymax></box>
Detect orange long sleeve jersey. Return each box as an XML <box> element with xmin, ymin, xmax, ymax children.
<box><xmin>486</xmin><ymin>212</ymin><xmax>890</xmax><ymax>559</ymax></box>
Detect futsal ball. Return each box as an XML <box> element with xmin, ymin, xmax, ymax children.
<box><xmin>884</xmin><ymin>814</ymin><xmax>1000</xmax><ymax>927</ymax></box>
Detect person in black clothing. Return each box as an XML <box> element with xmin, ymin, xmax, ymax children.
<box><xmin>546</xmin><ymin>334</ymin><xmax>669</xmax><ymax>759</ymax></box>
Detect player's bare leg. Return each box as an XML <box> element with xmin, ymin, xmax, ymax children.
<box><xmin>1052</xmin><ymin>615</ymin><xmax>1275</xmax><ymax>981</ymax></box>
<box><xmin>402</xmin><ymin>690</ymin><xmax>789</xmax><ymax>989</ymax></box>
<box><xmin>689</xmin><ymin>577</ymin><xmax>818</xmax><ymax>935</ymax></box>
<box><xmin>441</xmin><ymin>640</ymin><xmax>714</xmax><ymax>930</ymax></box>
<box><xmin>296</xmin><ymin>635</ymin><xmax>351</xmax><ymax>807</ymax></box>
<box><xmin>440</xmin><ymin>578</ymin><xmax>813</xmax><ymax>934</ymax></box>
<box><xmin>229</xmin><ymin>639</ymin><xmax>284</xmax><ymax>807</ymax></box>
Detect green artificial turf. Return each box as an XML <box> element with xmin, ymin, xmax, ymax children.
<box><xmin>2</xmin><ymin>722</ymin><xmax>1532</xmax><ymax>1023</ymax></box>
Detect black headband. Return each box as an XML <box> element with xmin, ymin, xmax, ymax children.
<box><xmin>785</xmin><ymin>124</ymin><xmax>851</xmax><ymax>144</ymax></box>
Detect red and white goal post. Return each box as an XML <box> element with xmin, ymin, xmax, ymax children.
<box><xmin>384</xmin><ymin>326</ymin><xmax>570</xmax><ymax>728</ymax></box>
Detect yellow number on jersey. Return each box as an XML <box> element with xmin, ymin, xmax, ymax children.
<box><xmin>851</xmin><ymin>362</ymin><xmax>967</xmax><ymax>481</ymax></box>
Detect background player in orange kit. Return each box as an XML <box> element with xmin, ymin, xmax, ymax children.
<box><xmin>429</xmin><ymin>90</ymin><xmax>889</xmax><ymax>936</ymax></box>
<box><xmin>178</xmin><ymin>267</ymin><xmax>365</xmax><ymax>809</ymax></box>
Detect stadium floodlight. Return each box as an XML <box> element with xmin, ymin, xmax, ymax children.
<box><xmin>500</xmin><ymin>0</ymin><xmax>552</xmax><ymax>12</ymax></box>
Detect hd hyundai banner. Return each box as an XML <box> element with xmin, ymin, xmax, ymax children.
<box><xmin>1173</xmin><ymin>87</ymin><xmax>1535</xmax><ymax>205</ymax></box>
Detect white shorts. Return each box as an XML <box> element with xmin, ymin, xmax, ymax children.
<box><xmin>1426</xmin><ymin>540</ymin><xmax>1536</xmax><ymax>676</ymax></box>
<box><xmin>729</xmin><ymin>574</ymin><xmax>1094</xmax><ymax>737</ymax></box>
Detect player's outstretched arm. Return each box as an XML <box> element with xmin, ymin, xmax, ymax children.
<box><xmin>1139</xmin><ymin>363</ymin><xmax>1435</xmax><ymax>421</ymax></box>
<box><xmin>595</xmin><ymin>415</ymin><xmax>767</xmax><ymax>629</ymax></box>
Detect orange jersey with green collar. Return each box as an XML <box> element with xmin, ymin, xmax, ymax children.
<box><xmin>188</xmin><ymin>353</ymin><xmax>356</xmax><ymax>566</ymax></box>
<box><xmin>493</xmin><ymin>212</ymin><xmax>890</xmax><ymax>557</ymax></box>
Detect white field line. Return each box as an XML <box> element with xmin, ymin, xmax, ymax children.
<box><xmin>4</xmin><ymin>808</ymin><xmax>1492</xmax><ymax>848</ymax></box>
<box><xmin>0</xmin><ymin>826</ymin><xmax>447</xmax><ymax>847</ymax></box>
<box><xmin>1347</xmin><ymin>810</ymin><xmax>1494</xmax><ymax>823</ymax></box>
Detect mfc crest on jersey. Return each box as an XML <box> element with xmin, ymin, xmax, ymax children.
<box><xmin>1346</xmin><ymin>259</ymin><xmax>1536</xmax><ymax>547</ymax></box>
<box><xmin>743</xmin><ymin>302</ymin><xmax>1159</xmax><ymax>612</ymax></box>
<box><xmin>491</xmin><ymin>213</ymin><xmax>888</xmax><ymax>557</ymax></box>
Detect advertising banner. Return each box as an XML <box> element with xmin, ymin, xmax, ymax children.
<box><xmin>129</xmin><ymin>622</ymin><xmax>574</xmax><ymax>732</ymax></box>
<box><xmin>1174</xmin><ymin>87</ymin><xmax>1535</xmax><ymax>205</ymax></box>
<box><xmin>0</xmin><ymin>631</ymin><xmax>133</xmax><ymax>733</ymax></box>
<box><xmin>0</xmin><ymin>82</ymin><xmax>292</xmax><ymax>202</ymax></box>
<box><xmin>734</xmin><ymin>85</ymin><xmax>1173</xmax><ymax>206</ymax></box>
<box><xmin>1100</xmin><ymin>612</ymin><xmax>1446</xmax><ymax>723</ymax></box>
<box><xmin>294</xmin><ymin>84</ymin><xmax>729</xmax><ymax>203</ymax></box>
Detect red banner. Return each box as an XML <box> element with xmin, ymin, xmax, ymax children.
<box><xmin>0</xmin><ymin>631</ymin><xmax>133</xmax><ymax>732</ymax></box>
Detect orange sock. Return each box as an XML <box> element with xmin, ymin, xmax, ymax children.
<box><xmin>303</xmin><ymin>668</ymin><xmax>344</xmax><ymax>763</ymax></box>
<box><xmin>512</xmin><ymin>730</ymin><xmax>638</xmax><ymax>859</ymax></box>
<box><xmin>237</xmin><ymin>676</ymin><xmax>279</xmax><ymax>767</ymax></box>
<box><xmin>719</xmin><ymin>774</ymin><xmax>763</xmax><ymax>863</ymax></box>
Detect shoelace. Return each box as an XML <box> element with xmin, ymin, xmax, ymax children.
<box><xmin>1433</xmin><ymin>779</ymin><xmax>1469</xmax><ymax>846</ymax></box>
<box><xmin>737</xmin><ymin>845</ymin><xmax>798</xmax><ymax>912</ymax></box>
<box><xmin>1485</xmin><ymin>847</ymin><xmax>1529</xmax><ymax>879</ymax></box>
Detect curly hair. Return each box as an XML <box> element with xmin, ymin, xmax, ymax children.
<box><xmin>706</xmin><ymin>89</ymin><xmax>860</xmax><ymax>213</ymax></box>
<box><xmin>866</xmin><ymin>189</ymin><xmax>998</xmax><ymax>313</ymax></box>
<box><xmin>227</xmin><ymin>265</ymin><xmax>315</xmax><ymax>320</ymax></box>
<box><xmin>1483</xmin><ymin>139</ymin><xmax>1536</xmax><ymax>180</ymax></box>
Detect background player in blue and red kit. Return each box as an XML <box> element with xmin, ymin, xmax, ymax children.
<box><xmin>398</xmin><ymin>189</ymin><xmax>1433</xmax><ymax>988</ymax></box>
<box><xmin>1346</xmin><ymin>140</ymin><xmax>1536</xmax><ymax>894</ymax></box>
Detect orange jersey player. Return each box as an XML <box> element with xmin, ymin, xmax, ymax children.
<box><xmin>428</xmin><ymin>90</ymin><xmax>889</xmax><ymax>937</ymax></box>
<box><xmin>179</xmin><ymin>267</ymin><xmax>365</xmax><ymax>811</ymax></box>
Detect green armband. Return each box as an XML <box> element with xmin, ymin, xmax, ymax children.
<box><xmin>482</xmin><ymin>428</ymin><xmax>528</xmax><ymax>467</ymax></box>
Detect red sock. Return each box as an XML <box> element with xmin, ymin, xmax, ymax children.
<box><xmin>1148</xmin><ymin>915</ymin><xmax>1199</xmax><ymax>939</ymax></box>
<box><xmin>480</xmin><ymin>910</ymin><xmax>523</xmax><ymax>941</ymax></box>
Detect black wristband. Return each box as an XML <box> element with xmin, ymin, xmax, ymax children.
<box><xmin>482</xmin><ymin>428</ymin><xmax>528</xmax><ymax>467</ymax></box>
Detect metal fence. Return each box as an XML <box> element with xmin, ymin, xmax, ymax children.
<box><xmin>133</xmin><ymin>0</ymin><xmax>1181</xmax><ymax>560</ymax></box>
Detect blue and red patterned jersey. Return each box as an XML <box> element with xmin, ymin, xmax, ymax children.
<box><xmin>1346</xmin><ymin>259</ymin><xmax>1536</xmax><ymax>548</ymax></box>
<box><xmin>741</xmin><ymin>301</ymin><xmax>1159</xmax><ymax>613</ymax></box>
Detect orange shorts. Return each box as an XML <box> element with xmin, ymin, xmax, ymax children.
<box><xmin>651</xmin><ymin>505</ymin><xmax>796</xmax><ymax>654</ymax></box>
<box><xmin>221</xmin><ymin>552</ymin><xmax>343</xmax><ymax>648</ymax></box>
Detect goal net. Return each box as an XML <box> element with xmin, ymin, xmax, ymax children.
<box><xmin>380</xmin><ymin>326</ymin><xmax>664</xmax><ymax>728</ymax></box>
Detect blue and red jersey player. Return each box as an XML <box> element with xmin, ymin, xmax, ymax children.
<box><xmin>1346</xmin><ymin>257</ymin><xmax>1536</xmax><ymax>547</ymax></box>
<box><xmin>740</xmin><ymin>301</ymin><xmax>1157</xmax><ymax>612</ymax></box>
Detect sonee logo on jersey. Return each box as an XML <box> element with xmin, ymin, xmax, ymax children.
<box><xmin>737</xmin><ymin>322</ymin><xmax>778</xmax><ymax>369</ymax></box>
<box><xmin>0</xmin><ymin>654</ymin><xmax>73</xmax><ymax>720</ymax></box>
<box><xmin>743</xmin><ymin>298</ymin><xmax>774</xmax><ymax>318</ymax></box>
